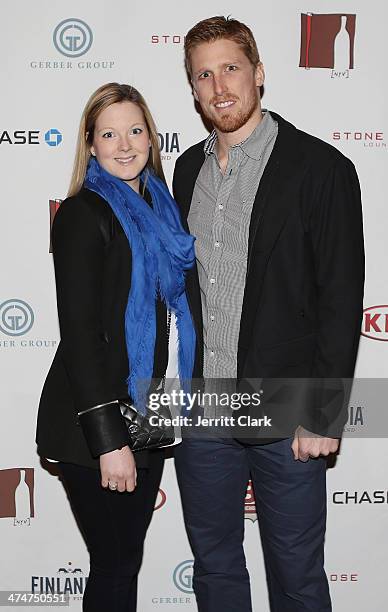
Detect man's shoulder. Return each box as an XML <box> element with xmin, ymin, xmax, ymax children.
<box><xmin>274</xmin><ymin>111</ymin><xmax>353</xmax><ymax>170</ymax></box>
<box><xmin>175</xmin><ymin>139</ymin><xmax>207</xmax><ymax>169</ymax></box>
<box><xmin>296</xmin><ymin>126</ymin><xmax>348</xmax><ymax>166</ymax></box>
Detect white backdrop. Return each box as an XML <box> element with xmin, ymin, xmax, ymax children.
<box><xmin>0</xmin><ymin>1</ymin><xmax>387</xmax><ymax>610</ymax></box>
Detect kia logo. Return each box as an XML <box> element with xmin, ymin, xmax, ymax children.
<box><xmin>361</xmin><ymin>305</ymin><xmax>388</xmax><ymax>341</ymax></box>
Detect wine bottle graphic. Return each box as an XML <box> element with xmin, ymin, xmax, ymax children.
<box><xmin>334</xmin><ymin>15</ymin><xmax>350</xmax><ymax>69</ymax></box>
<box><xmin>15</xmin><ymin>469</ymin><xmax>30</xmax><ymax>519</ymax></box>
<box><xmin>304</xmin><ymin>12</ymin><xmax>313</xmax><ymax>69</ymax></box>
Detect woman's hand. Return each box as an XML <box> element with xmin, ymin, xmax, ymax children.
<box><xmin>100</xmin><ymin>446</ymin><xmax>137</xmax><ymax>492</ymax></box>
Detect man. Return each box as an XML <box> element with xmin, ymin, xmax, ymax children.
<box><xmin>173</xmin><ymin>16</ymin><xmax>364</xmax><ymax>612</ymax></box>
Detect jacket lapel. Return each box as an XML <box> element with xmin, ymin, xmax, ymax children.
<box><xmin>238</xmin><ymin>114</ymin><xmax>303</xmax><ymax>373</ymax></box>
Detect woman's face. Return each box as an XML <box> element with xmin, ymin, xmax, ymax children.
<box><xmin>90</xmin><ymin>101</ymin><xmax>151</xmax><ymax>192</ymax></box>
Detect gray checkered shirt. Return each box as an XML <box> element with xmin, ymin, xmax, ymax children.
<box><xmin>188</xmin><ymin>111</ymin><xmax>278</xmax><ymax>379</ymax></box>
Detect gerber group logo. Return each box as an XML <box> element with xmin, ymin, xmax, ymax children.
<box><xmin>53</xmin><ymin>19</ymin><xmax>93</xmax><ymax>58</ymax></box>
<box><xmin>0</xmin><ymin>468</ymin><xmax>35</xmax><ymax>525</ymax></box>
<box><xmin>173</xmin><ymin>560</ymin><xmax>194</xmax><ymax>594</ymax></box>
<box><xmin>30</xmin><ymin>19</ymin><xmax>114</xmax><ymax>70</ymax></box>
<box><xmin>0</xmin><ymin>300</ymin><xmax>34</xmax><ymax>336</ymax></box>
<box><xmin>300</xmin><ymin>13</ymin><xmax>356</xmax><ymax>78</ymax></box>
<box><xmin>0</xmin><ymin>299</ymin><xmax>57</xmax><ymax>350</ymax></box>
<box><xmin>244</xmin><ymin>480</ymin><xmax>257</xmax><ymax>522</ymax></box>
<box><xmin>361</xmin><ymin>305</ymin><xmax>388</xmax><ymax>341</ymax></box>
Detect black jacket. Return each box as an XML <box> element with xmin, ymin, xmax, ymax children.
<box><xmin>173</xmin><ymin>111</ymin><xmax>365</xmax><ymax>439</ymax></box>
<box><xmin>36</xmin><ymin>187</ymin><xmax>168</xmax><ymax>468</ymax></box>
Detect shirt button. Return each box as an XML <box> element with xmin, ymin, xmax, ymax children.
<box><xmin>210</xmin><ymin>350</ymin><xmax>215</xmax><ymax>357</ymax></box>
<box><xmin>210</xmin><ymin>315</ymin><xmax>215</xmax><ymax>321</ymax></box>
<box><xmin>214</xmin><ymin>241</ymin><xmax>220</xmax><ymax>248</ymax></box>
<box><xmin>210</xmin><ymin>278</ymin><xmax>216</xmax><ymax>284</ymax></box>
<box><xmin>218</xmin><ymin>204</ymin><xmax>224</xmax><ymax>210</ymax></box>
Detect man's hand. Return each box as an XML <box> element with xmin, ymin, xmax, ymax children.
<box><xmin>291</xmin><ymin>426</ymin><xmax>339</xmax><ymax>462</ymax></box>
<box><xmin>100</xmin><ymin>446</ymin><xmax>137</xmax><ymax>492</ymax></box>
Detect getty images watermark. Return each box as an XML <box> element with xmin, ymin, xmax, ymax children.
<box><xmin>147</xmin><ymin>387</ymin><xmax>272</xmax><ymax>429</ymax></box>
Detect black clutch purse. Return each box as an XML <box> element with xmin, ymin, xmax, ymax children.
<box><xmin>77</xmin><ymin>398</ymin><xmax>175</xmax><ymax>457</ymax></box>
<box><xmin>118</xmin><ymin>398</ymin><xmax>175</xmax><ymax>452</ymax></box>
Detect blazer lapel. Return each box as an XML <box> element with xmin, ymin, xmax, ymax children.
<box><xmin>238</xmin><ymin>114</ymin><xmax>303</xmax><ymax>371</ymax></box>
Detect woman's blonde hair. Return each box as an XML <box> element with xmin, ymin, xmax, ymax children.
<box><xmin>68</xmin><ymin>82</ymin><xmax>165</xmax><ymax>196</ymax></box>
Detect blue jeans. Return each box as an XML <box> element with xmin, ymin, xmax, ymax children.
<box><xmin>175</xmin><ymin>437</ymin><xmax>331</xmax><ymax>612</ymax></box>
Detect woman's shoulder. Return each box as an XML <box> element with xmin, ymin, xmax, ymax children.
<box><xmin>52</xmin><ymin>188</ymin><xmax>114</xmax><ymax>249</ymax></box>
<box><xmin>53</xmin><ymin>188</ymin><xmax>112</xmax><ymax>231</ymax></box>
<box><xmin>58</xmin><ymin>187</ymin><xmax>110</xmax><ymax>218</ymax></box>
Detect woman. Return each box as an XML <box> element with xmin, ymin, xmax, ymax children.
<box><xmin>36</xmin><ymin>83</ymin><xmax>196</xmax><ymax>611</ymax></box>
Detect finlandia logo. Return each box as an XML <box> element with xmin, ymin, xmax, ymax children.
<box><xmin>45</xmin><ymin>129</ymin><xmax>62</xmax><ymax>147</ymax></box>
<box><xmin>173</xmin><ymin>560</ymin><xmax>194</xmax><ymax>594</ymax></box>
<box><xmin>0</xmin><ymin>300</ymin><xmax>34</xmax><ymax>336</ymax></box>
<box><xmin>53</xmin><ymin>19</ymin><xmax>93</xmax><ymax>58</ymax></box>
<box><xmin>32</xmin><ymin>562</ymin><xmax>88</xmax><ymax>596</ymax></box>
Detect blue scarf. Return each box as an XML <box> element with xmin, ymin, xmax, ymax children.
<box><xmin>85</xmin><ymin>157</ymin><xmax>196</xmax><ymax>414</ymax></box>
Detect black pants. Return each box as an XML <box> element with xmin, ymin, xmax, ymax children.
<box><xmin>59</xmin><ymin>452</ymin><xmax>164</xmax><ymax>612</ymax></box>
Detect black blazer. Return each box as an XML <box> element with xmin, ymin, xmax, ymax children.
<box><xmin>173</xmin><ymin>111</ymin><xmax>365</xmax><ymax>438</ymax></box>
<box><xmin>36</xmin><ymin>187</ymin><xmax>168</xmax><ymax>468</ymax></box>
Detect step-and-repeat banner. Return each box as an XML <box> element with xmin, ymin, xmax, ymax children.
<box><xmin>0</xmin><ymin>1</ymin><xmax>387</xmax><ymax>610</ymax></box>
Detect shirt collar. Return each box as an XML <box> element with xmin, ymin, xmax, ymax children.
<box><xmin>203</xmin><ymin>110</ymin><xmax>277</xmax><ymax>161</ymax></box>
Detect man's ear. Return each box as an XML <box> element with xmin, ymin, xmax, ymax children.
<box><xmin>192</xmin><ymin>83</ymin><xmax>199</xmax><ymax>102</ymax></box>
<box><xmin>255</xmin><ymin>62</ymin><xmax>265</xmax><ymax>87</ymax></box>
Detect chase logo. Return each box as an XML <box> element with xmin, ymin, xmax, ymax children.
<box><xmin>173</xmin><ymin>560</ymin><xmax>194</xmax><ymax>594</ymax></box>
<box><xmin>53</xmin><ymin>19</ymin><xmax>93</xmax><ymax>58</ymax></box>
<box><xmin>0</xmin><ymin>300</ymin><xmax>34</xmax><ymax>336</ymax></box>
<box><xmin>45</xmin><ymin>129</ymin><xmax>62</xmax><ymax>147</ymax></box>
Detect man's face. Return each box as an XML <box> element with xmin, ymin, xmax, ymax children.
<box><xmin>190</xmin><ymin>38</ymin><xmax>264</xmax><ymax>133</ymax></box>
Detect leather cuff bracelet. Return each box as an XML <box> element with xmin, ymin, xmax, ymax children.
<box><xmin>77</xmin><ymin>400</ymin><xmax>130</xmax><ymax>458</ymax></box>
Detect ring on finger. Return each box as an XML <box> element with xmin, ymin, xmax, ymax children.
<box><xmin>108</xmin><ymin>481</ymin><xmax>118</xmax><ymax>490</ymax></box>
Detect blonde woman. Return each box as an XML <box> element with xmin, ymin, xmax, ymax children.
<box><xmin>36</xmin><ymin>83</ymin><xmax>196</xmax><ymax>611</ymax></box>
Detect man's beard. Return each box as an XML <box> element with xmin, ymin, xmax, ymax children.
<box><xmin>206</xmin><ymin>87</ymin><xmax>259</xmax><ymax>133</ymax></box>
